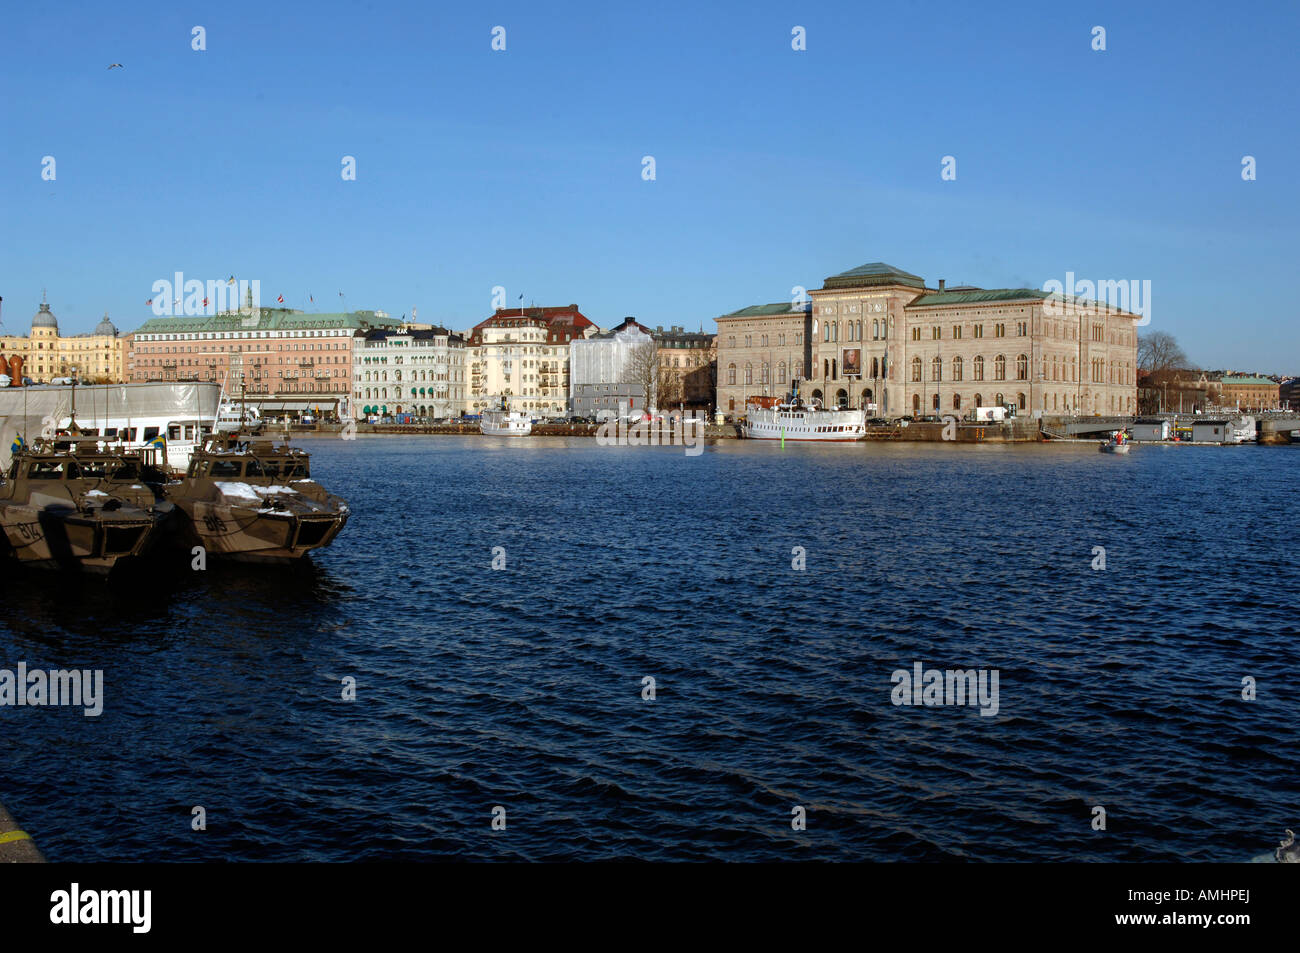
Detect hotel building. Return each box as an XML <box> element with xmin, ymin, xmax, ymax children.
<box><xmin>127</xmin><ymin>308</ymin><xmax>400</xmax><ymax>416</ymax></box>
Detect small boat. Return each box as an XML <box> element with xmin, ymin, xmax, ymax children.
<box><xmin>1099</xmin><ymin>431</ymin><xmax>1131</xmax><ymax>454</ymax></box>
<box><xmin>480</xmin><ymin>404</ymin><xmax>532</xmax><ymax>436</ymax></box>
<box><xmin>742</xmin><ymin>396</ymin><xmax>866</xmax><ymax>441</ymax></box>
<box><xmin>165</xmin><ymin>432</ymin><xmax>349</xmax><ymax>562</ymax></box>
<box><xmin>0</xmin><ymin>435</ymin><xmax>174</xmax><ymax>572</ymax></box>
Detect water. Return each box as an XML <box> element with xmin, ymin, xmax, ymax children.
<box><xmin>2</xmin><ymin>436</ymin><xmax>1296</xmax><ymax>862</ymax></box>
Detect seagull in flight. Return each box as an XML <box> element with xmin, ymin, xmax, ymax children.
<box><xmin>108</xmin><ymin>63</ymin><xmax>123</xmax><ymax>70</ymax></box>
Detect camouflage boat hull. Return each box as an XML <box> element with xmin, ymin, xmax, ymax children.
<box><xmin>172</xmin><ymin>498</ymin><xmax>348</xmax><ymax>563</ymax></box>
<box><xmin>0</xmin><ymin>502</ymin><xmax>172</xmax><ymax>573</ymax></box>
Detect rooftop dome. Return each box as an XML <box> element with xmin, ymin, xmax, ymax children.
<box><xmin>32</xmin><ymin>300</ymin><xmax>58</xmax><ymax>330</ymax></box>
<box><xmin>94</xmin><ymin>312</ymin><xmax>118</xmax><ymax>336</ymax></box>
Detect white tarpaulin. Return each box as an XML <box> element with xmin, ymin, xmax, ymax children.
<box><xmin>0</xmin><ymin>382</ymin><xmax>221</xmax><ymax>468</ymax></box>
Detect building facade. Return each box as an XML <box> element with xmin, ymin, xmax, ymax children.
<box><xmin>127</xmin><ymin>308</ymin><xmax>400</xmax><ymax>415</ymax></box>
<box><xmin>354</xmin><ymin>327</ymin><xmax>468</xmax><ymax>418</ymax></box>
<box><xmin>570</xmin><ymin>318</ymin><xmax>654</xmax><ymax>417</ymax></box>
<box><xmin>715</xmin><ymin>302</ymin><xmax>813</xmax><ymax>413</ymax></box>
<box><xmin>466</xmin><ymin>305</ymin><xmax>598</xmax><ymax>416</ymax></box>
<box><xmin>0</xmin><ymin>295</ymin><xmax>125</xmax><ymax>383</ymax></box>
<box><xmin>651</xmin><ymin>326</ymin><xmax>715</xmax><ymax>411</ymax></box>
<box><xmin>1218</xmin><ymin>375</ymin><xmax>1281</xmax><ymax>411</ymax></box>
<box><xmin>720</xmin><ymin>261</ymin><xmax>1140</xmax><ymax>418</ymax></box>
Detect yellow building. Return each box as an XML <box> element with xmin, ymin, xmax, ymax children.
<box><xmin>0</xmin><ymin>294</ymin><xmax>125</xmax><ymax>383</ymax></box>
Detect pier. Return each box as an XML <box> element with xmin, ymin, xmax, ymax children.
<box><xmin>0</xmin><ymin>801</ymin><xmax>44</xmax><ymax>863</ymax></box>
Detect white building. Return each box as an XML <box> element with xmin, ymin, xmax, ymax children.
<box><xmin>353</xmin><ymin>327</ymin><xmax>468</xmax><ymax>418</ymax></box>
<box><xmin>569</xmin><ymin>318</ymin><xmax>656</xmax><ymax>417</ymax></box>
<box><xmin>465</xmin><ymin>306</ymin><xmax>599</xmax><ymax>416</ymax></box>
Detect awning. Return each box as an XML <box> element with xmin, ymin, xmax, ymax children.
<box><xmin>247</xmin><ymin>398</ymin><xmax>341</xmax><ymax>413</ymax></box>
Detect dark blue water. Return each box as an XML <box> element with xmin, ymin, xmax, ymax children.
<box><xmin>2</xmin><ymin>436</ymin><xmax>1297</xmax><ymax>861</ymax></box>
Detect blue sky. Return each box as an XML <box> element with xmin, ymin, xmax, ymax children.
<box><xmin>1</xmin><ymin>0</ymin><xmax>1296</xmax><ymax>371</ymax></box>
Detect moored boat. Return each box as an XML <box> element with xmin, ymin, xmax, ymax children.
<box><xmin>166</xmin><ymin>432</ymin><xmax>348</xmax><ymax>562</ymax></box>
<box><xmin>480</xmin><ymin>407</ymin><xmax>532</xmax><ymax>437</ymax></box>
<box><xmin>0</xmin><ymin>436</ymin><xmax>174</xmax><ymax>572</ymax></box>
<box><xmin>742</xmin><ymin>396</ymin><xmax>866</xmax><ymax>442</ymax></box>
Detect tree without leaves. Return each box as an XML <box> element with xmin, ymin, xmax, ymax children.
<box><xmin>1137</xmin><ymin>331</ymin><xmax>1190</xmax><ymax>376</ymax></box>
<box><xmin>626</xmin><ymin>341</ymin><xmax>659</xmax><ymax>414</ymax></box>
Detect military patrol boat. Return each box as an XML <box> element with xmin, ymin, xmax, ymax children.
<box><xmin>168</xmin><ymin>432</ymin><xmax>348</xmax><ymax>562</ymax></box>
<box><xmin>0</xmin><ymin>436</ymin><xmax>174</xmax><ymax>572</ymax></box>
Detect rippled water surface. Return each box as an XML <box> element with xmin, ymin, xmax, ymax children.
<box><xmin>2</xmin><ymin>435</ymin><xmax>1297</xmax><ymax>861</ymax></box>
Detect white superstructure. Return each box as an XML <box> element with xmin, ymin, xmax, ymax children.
<box><xmin>480</xmin><ymin>409</ymin><xmax>532</xmax><ymax>436</ymax></box>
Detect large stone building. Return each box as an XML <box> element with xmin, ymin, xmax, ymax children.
<box><xmin>466</xmin><ymin>305</ymin><xmax>598</xmax><ymax>416</ymax></box>
<box><xmin>0</xmin><ymin>294</ymin><xmax>125</xmax><ymax>383</ymax></box>
<box><xmin>715</xmin><ymin>301</ymin><xmax>813</xmax><ymax>413</ymax></box>
<box><xmin>354</xmin><ymin>326</ymin><xmax>469</xmax><ymax>418</ymax></box>
<box><xmin>1218</xmin><ymin>375</ymin><xmax>1280</xmax><ymax>412</ymax></box>
<box><xmin>127</xmin><ymin>307</ymin><xmax>400</xmax><ymax>416</ymax></box>
<box><xmin>717</xmin><ymin>262</ymin><xmax>1141</xmax><ymax>417</ymax></box>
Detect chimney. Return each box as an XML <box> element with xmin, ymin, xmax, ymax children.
<box><xmin>938</xmin><ymin>279</ymin><xmax>946</xmax><ymax>292</ymax></box>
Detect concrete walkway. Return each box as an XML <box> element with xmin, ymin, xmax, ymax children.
<box><xmin>0</xmin><ymin>802</ymin><xmax>45</xmax><ymax>863</ymax></box>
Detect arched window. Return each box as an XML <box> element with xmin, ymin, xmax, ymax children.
<box><xmin>974</xmin><ymin>355</ymin><xmax>985</xmax><ymax>381</ymax></box>
<box><xmin>1017</xmin><ymin>392</ymin><xmax>1026</xmax><ymax>410</ymax></box>
<box><xmin>744</xmin><ymin>363</ymin><xmax>753</xmax><ymax>385</ymax></box>
<box><xmin>794</xmin><ymin>361</ymin><xmax>803</xmax><ymax>379</ymax></box>
<box><xmin>911</xmin><ymin>356</ymin><xmax>922</xmax><ymax>382</ymax></box>
<box><xmin>994</xmin><ymin>355</ymin><xmax>1006</xmax><ymax>380</ymax></box>
<box><xmin>760</xmin><ymin>362</ymin><xmax>769</xmax><ymax>384</ymax></box>
<box><xmin>836</xmin><ymin>388</ymin><xmax>848</xmax><ymax>408</ymax></box>
<box><xmin>872</xmin><ymin>319</ymin><xmax>879</xmax><ymax>339</ymax></box>
<box><xmin>856</xmin><ymin>321</ymin><xmax>863</xmax><ymax>340</ymax></box>
<box><xmin>1016</xmin><ymin>354</ymin><xmax>1028</xmax><ymax>380</ymax></box>
<box><xmin>823</xmin><ymin>323</ymin><xmax>829</xmax><ymax>342</ymax></box>
<box><xmin>995</xmin><ymin>392</ymin><xmax>1004</xmax><ymax>406</ymax></box>
<box><xmin>932</xmin><ymin>393</ymin><xmax>940</xmax><ymax>411</ymax></box>
<box><xmin>953</xmin><ymin>393</ymin><xmax>962</xmax><ymax>410</ymax></box>
<box><xmin>974</xmin><ymin>393</ymin><xmax>983</xmax><ymax>407</ymax></box>
<box><xmin>912</xmin><ymin>393</ymin><xmax>920</xmax><ymax>414</ymax></box>
<box><xmin>871</xmin><ymin>356</ymin><xmax>879</xmax><ymax>378</ymax></box>
<box><xmin>777</xmin><ymin>361</ymin><xmax>787</xmax><ymax>383</ymax></box>
<box><xmin>824</xmin><ymin>358</ymin><xmax>830</xmax><ymax>380</ymax></box>
<box><xmin>952</xmin><ymin>356</ymin><xmax>963</xmax><ymax>381</ymax></box>
<box><xmin>931</xmin><ymin>356</ymin><xmax>942</xmax><ymax>381</ymax></box>
<box><xmin>727</xmin><ymin>363</ymin><xmax>736</xmax><ymax>385</ymax></box>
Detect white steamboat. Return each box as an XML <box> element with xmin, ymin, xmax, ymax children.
<box><xmin>480</xmin><ymin>409</ymin><xmax>532</xmax><ymax>437</ymax></box>
<box><xmin>742</xmin><ymin>397</ymin><xmax>866</xmax><ymax>442</ymax></box>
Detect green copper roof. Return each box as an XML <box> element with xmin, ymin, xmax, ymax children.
<box><xmin>908</xmin><ymin>288</ymin><xmax>1137</xmax><ymax>313</ymax></box>
<box><xmin>719</xmin><ymin>302</ymin><xmax>812</xmax><ymax>318</ymax></box>
<box><xmin>131</xmin><ymin>310</ymin><xmax>400</xmax><ymax>335</ymax></box>
<box><xmin>908</xmin><ymin>289</ymin><xmax>1050</xmax><ymax>307</ymax></box>
<box><xmin>823</xmin><ymin>262</ymin><xmax>926</xmax><ymax>290</ymax></box>
<box><xmin>1220</xmin><ymin>375</ymin><xmax>1276</xmax><ymax>386</ymax></box>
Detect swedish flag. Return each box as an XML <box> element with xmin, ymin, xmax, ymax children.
<box><xmin>10</xmin><ymin>434</ymin><xmax>24</xmax><ymax>454</ymax></box>
<box><xmin>147</xmin><ymin>434</ymin><xmax>166</xmax><ymax>453</ymax></box>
